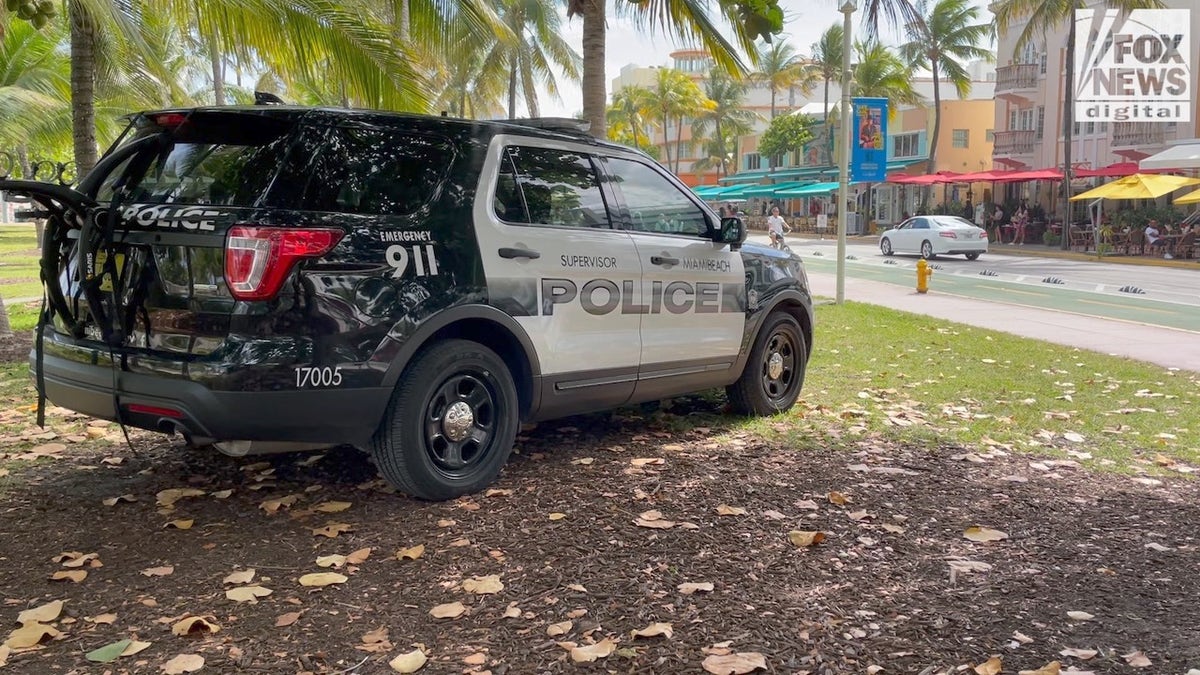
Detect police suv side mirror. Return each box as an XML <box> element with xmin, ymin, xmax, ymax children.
<box><xmin>716</xmin><ymin>217</ymin><xmax>746</xmax><ymax>250</ymax></box>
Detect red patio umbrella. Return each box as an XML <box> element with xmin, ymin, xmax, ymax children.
<box><xmin>1075</xmin><ymin>162</ymin><xmax>1169</xmax><ymax>177</ymax></box>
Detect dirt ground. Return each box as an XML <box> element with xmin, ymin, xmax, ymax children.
<box><xmin>0</xmin><ymin>343</ymin><xmax>1197</xmax><ymax>674</ymax></box>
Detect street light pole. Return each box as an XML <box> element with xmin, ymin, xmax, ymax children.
<box><xmin>836</xmin><ymin>0</ymin><xmax>855</xmax><ymax>304</ymax></box>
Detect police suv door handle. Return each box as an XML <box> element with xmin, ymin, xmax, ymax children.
<box><xmin>498</xmin><ymin>247</ymin><xmax>541</xmax><ymax>260</ymax></box>
<box><xmin>650</xmin><ymin>255</ymin><xmax>680</xmax><ymax>266</ymax></box>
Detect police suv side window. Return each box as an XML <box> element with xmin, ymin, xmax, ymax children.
<box><xmin>605</xmin><ymin>157</ymin><xmax>709</xmax><ymax>237</ymax></box>
<box><xmin>303</xmin><ymin>126</ymin><xmax>452</xmax><ymax>216</ymax></box>
<box><xmin>494</xmin><ymin>146</ymin><xmax>609</xmax><ymax>228</ymax></box>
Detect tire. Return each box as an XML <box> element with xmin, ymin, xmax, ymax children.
<box><xmin>921</xmin><ymin>240</ymin><xmax>935</xmax><ymax>259</ymax></box>
<box><xmin>726</xmin><ymin>312</ymin><xmax>808</xmax><ymax>416</ymax></box>
<box><xmin>965</xmin><ymin>252</ymin><xmax>980</xmax><ymax>261</ymax></box>
<box><xmin>371</xmin><ymin>339</ymin><xmax>519</xmax><ymax>500</ymax></box>
<box><xmin>881</xmin><ymin>238</ymin><xmax>894</xmax><ymax>256</ymax></box>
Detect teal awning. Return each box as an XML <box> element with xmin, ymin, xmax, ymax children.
<box><xmin>774</xmin><ymin>181</ymin><xmax>841</xmax><ymax>198</ymax></box>
<box><xmin>718</xmin><ymin>170</ymin><xmax>771</xmax><ymax>184</ymax></box>
<box><xmin>692</xmin><ymin>185</ymin><xmax>729</xmax><ymax>196</ymax></box>
<box><xmin>739</xmin><ymin>181</ymin><xmax>809</xmax><ymax>196</ymax></box>
<box><xmin>772</xmin><ymin>166</ymin><xmax>837</xmax><ymax>180</ymax></box>
<box><xmin>887</xmin><ymin>158</ymin><xmax>924</xmax><ymax>170</ymax></box>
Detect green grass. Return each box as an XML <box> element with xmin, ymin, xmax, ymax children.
<box><xmin>0</xmin><ymin>225</ymin><xmax>43</xmax><ymax>331</ymax></box>
<box><xmin>736</xmin><ymin>301</ymin><xmax>1199</xmax><ymax>473</ymax></box>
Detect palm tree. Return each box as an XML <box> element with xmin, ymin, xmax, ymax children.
<box><xmin>608</xmin><ymin>85</ymin><xmax>655</xmax><ymax>150</ymax></box>
<box><xmin>480</xmin><ymin>0</ymin><xmax>581</xmax><ymax>118</ymax></box>
<box><xmin>810</xmin><ymin>23</ymin><xmax>843</xmax><ymax>165</ymax></box>
<box><xmin>647</xmin><ymin>68</ymin><xmax>709</xmax><ymax>174</ymax></box>
<box><xmin>567</xmin><ymin>0</ymin><xmax>776</xmax><ymax>139</ymax></box>
<box><xmin>755</xmin><ymin>41</ymin><xmax>809</xmax><ymax>119</ymax></box>
<box><xmin>691</xmin><ymin>72</ymin><xmax>759</xmax><ymax>178</ymax></box>
<box><xmin>991</xmin><ymin>0</ymin><xmax>1165</xmax><ymax>248</ymax></box>
<box><xmin>900</xmin><ymin>0</ymin><xmax>992</xmax><ymax>176</ymax></box>
<box><xmin>0</xmin><ymin>19</ymin><xmax>70</xmax><ymax>155</ymax></box>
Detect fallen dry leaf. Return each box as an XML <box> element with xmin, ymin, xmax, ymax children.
<box><xmin>142</xmin><ymin>566</ymin><xmax>174</xmax><ymax>577</ymax></box>
<box><xmin>50</xmin><ymin>570</ymin><xmax>87</xmax><ymax>583</ymax></box>
<box><xmin>715</xmin><ymin>504</ymin><xmax>746</xmax><ymax>516</ymax></box>
<box><xmin>630</xmin><ymin>457</ymin><xmax>664</xmax><ymax>466</ymax></box>
<box><xmin>787</xmin><ymin>530</ymin><xmax>825</xmax><ymax>548</ymax></box>
<box><xmin>1018</xmin><ymin>661</ymin><xmax>1061</xmax><ymax>675</ymax></box>
<box><xmin>430</xmin><ymin>601</ymin><xmax>466</xmax><ymax>619</ymax></box>
<box><xmin>171</xmin><ymin>616</ymin><xmax>220</xmax><ymax>636</ymax></box>
<box><xmin>122</xmin><ymin>640</ymin><xmax>152</xmax><ymax>657</ymax></box>
<box><xmin>827</xmin><ymin>491</ymin><xmax>850</xmax><ymax>505</ymax></box>
<box><xmin>314</xmin><ymin>501</ymin><xmax>352</xmax><ymax>513</ymax></box>
<box><xmin>546</xmin><ymin>620</ymin><xmax>573</xmax><ymax>637</ymax></box>
<box><xmin>631</xmin><ymin>622</ymin><xmax>673</xmax><ymax>639</ymax></box>
<box><xmin>316</xmin><ymin>554</ymin><xmax>348</xmax><ymax>568</ymax></box>
<box><xmin>463</xmin><ymin>652</ymin><xmax>487</xmax><ymax>665</ymax></box>
<box><xmin>102</xmin><ymin>494</ymin><xmax>137</xmax><ymax>507</ymax></box>
<box><xmin>298</xmin><ymin>572</ymin><xmax>348</xmax><ymax>587</ymax></box>
<box><xmin>964</xmin><ymin>526</ymin><xmax>1008</xmax><ymax>542</ymax></box>
<box><xmin>275</xmin><ymin>611</ymin><xmax>302</xmax><ymax>627</ymax></box>
<box><xmin>163</xmin><ymin>519</ymin><xmax>194</xmax><ymax>530</ymax></box>
<box><xmin>17</xmin><ymin>600</ymin><xmax>64</xmax><ymax>625</ymax></box>
<box><xmin>0</xmin><ymin>645</ymin><xmax>9</xmax><ymax>667</ymax></box>
<box><xmin>974</xmin><ymin>656</ymin><xmax>1003</xmax><ymax>675</ymax></box>
<box><xmin>1059</xmin><ymin>648</ymin><xmax>1098</xmax><ymax>660</ymax></box>
<box><xmin>462</xmin><ymin>574</ymin><xmax>504</xmax><ymax>595</ymax></box>
<box><xmin>503</xmin><ymin>604</ymin><xmax>522</xmax><ymax>619</ymax></box>
<box><xmin>85</xmin><ymin>639</ymin><xmax>132</xmax><ymax>664</ymax></box>
<box><xmin>548</xmin><ymin>512</ymin><xmax>566</xmax><ymax>521</ymax></box>
<box><xmin>86</xmin><ymin>613</ymin><xmax>117</xmax><ymax>625</ymax></box>
<box><xmin>210</xmin><ymin>489</ymin><xmax>233</xmax><ymax>499</ymax></box>
<box><xmin>1122</xmin><ymin>651</ymin><xmax>1152</xmax><ymax>668</ymax></box>
<box><xmin>223</xmin><ymin>569</ymin><xmax>255</xmax><ymax>585</ymax></box>
<box><xmin>3</xmin><ymin>622</ymin><xmax>61</xmax><ymax>649</ymax></box>
<box><xmin>570</xmin><ymin>639</ymin><xmax>616</xmax><ymax>663</ymax></box>
<box><xmin>346</xmin><ymin>547</ymin><xmax>371</xmax><ymax>564</ymax></box>
<box><xmin>225</xmin><ymin>585</ymin><xmax>273</xmax><ymax>603</ymax></box>
<box><xmin>396</xmin><ymin>544</ymin><xmax>425</xmax><ymax>560</ymax></box>
<box><xmin>701</xmin><ymin>651</ymin><xmax>767</xmax><ymax>674</ymax></box>
<box><xmin>161</xmin><ymin>653</ymin><xmax>205</xmax><ymax>674</ymax></box>
<box><xmin>389</xmin><ymin>648</ymin><xmax>428</xmax><ymax>672</ymax></box>
<box><xmin>311</xmin><ymin>522</ymin><xmax>354</xmax><ymax>538</ymax></box>
<box><xmin>57</xmin><ymin>551</ymin><xmax>100</xmax><ymax>568</ymax></box>
<box><xmin>259</xmin><ymin>494</ymin><xmax>301</xmax><ymax>514</ymax></box>
<box><xmin>678</xmin><ymin>581</ymin><xmax>715</xmax><ymax>595</ymax></box>
<box><xmin>156</xmin><ymin>488</ymin><xmax>206</xmax><ymax>508</ymax></box>
<box><xmin>1066</xmin><ymin>610</ymin><xmax>1094</xmax><ymax>621</ymax></box>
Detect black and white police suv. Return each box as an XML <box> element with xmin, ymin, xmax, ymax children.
<box><xmin>1</xmin><ymin>106</ymin><xmax>814</xmax><ymax>500</ymax></box>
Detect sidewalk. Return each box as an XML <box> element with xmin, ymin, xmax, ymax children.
<box><xmin>807</xmin><ymin>271</ymin><xmax>1200</xmax><ymax>373</ymax></box>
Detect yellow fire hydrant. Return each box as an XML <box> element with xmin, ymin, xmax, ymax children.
<box><xmin>916</xmin><ymin>258</ymin><xmax>932</xmax><ymax>294</ymax></box>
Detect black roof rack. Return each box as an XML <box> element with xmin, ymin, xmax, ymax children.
<box><xmin>502</xmin><ymin>117</ymin><xmax>592</xmax><ymax>136</ymax></box>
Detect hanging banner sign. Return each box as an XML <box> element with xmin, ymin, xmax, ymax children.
<box><xmin>850</xmin><ymin>97</ymin><xmax>888</xmax><ymax>183</ymax></box>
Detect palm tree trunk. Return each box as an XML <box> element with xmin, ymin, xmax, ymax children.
<box><xmin>661</xmin><ymin>113</ymin><xmax>672</xmax><ymax>169</ymax></box>
<box><xmin>715</xmin><ymin>118</ymin><xmax>724</xmax><ymax>178</ymax></box>
<box><xmin>1061</xmin><ymin>21</ymin><xmax>1075</xmax><ymax>250</ymax></box>
<box><xmin>629</xmin><ymin>104</ymin><xmax>642</xmax><ymax>150</ymax></box>
<box><xmin>69</xmin><ymin>1</ymin><xmax>98</xmax><ymax>176</ymax></box>
<box><xmin>508</xmin><ymin>64</ymin><xmax>518</xmax><ymax>119</ymax></box>
<box><xmin>580</xmin><ymin>0</ymin><xmax>606</xmax><ymax>138</ymax></box>
<box><xmin>926</xmin><ymin>58</ymin><xmax>942</xmax><ymax>205</ymax></box>
<box><xmin>823</xmin><ymin>77</ymin><xmax>832</xmax><ymax>165</ymax></box>
<box><xmin>674</xmin><ymin>116</ymin><xmax>685</xmax><ymax>174</ymax></box>
<box><xmin>211</xmin><ymin>39</ymin><xmax>226</xmax><ymax>105</ymax></box>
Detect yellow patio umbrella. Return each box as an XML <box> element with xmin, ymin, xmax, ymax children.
<box><xmin>1174</xmin><ymin>187</ymin><xmax>1200</xmax><ymax>205</ymax></box>
<box><xmin>1069</xmin><ymin>173</ymin><xmax>1200</xmax><ymax>201</ymax></box>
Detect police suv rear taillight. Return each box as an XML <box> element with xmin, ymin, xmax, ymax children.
<box><xmin>225</xmin><ymin>226</ymin><xmax>343</xmax><ymax>301</ymax></box>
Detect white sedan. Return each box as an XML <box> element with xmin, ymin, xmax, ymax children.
<box><xmin>880</xmin><ymin>215</ymin><xmax>989</xmax><ymax>260</ymax></box>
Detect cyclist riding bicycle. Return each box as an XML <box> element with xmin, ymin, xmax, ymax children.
<box><xmin>767</xmin><ymin>206</ymin><xmax>790</xmax><ymax>249</ymax></box>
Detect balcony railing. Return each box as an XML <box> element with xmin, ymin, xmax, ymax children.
<box><xmin>993</xmin><ymin>129</ymin><xmax>1036</xmax><ymax>156</ymax></box>
<box><xmin>1111</xmin><ymin>123</ymin><xmax>1166</xmax><ymax>148</ymax></box>
<box><xmin>996</xmin><ymin>64</ymin><xmax>1039</xmax><ymax>92</ymax></box>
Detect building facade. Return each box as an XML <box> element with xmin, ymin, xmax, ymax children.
<box><xmin>991</xmin><ymin>0</ymin><xmax>1200</xmax><ymax>213</ymax></box>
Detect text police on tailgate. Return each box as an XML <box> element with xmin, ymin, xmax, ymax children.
<box><xmin>3</xmin><ymin>107</ymin><xmax>814</xmax><ymax>501</ymax></box>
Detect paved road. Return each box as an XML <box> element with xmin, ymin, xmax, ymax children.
<box><xmin>767</xmin><ymin>236</ymin><xmax>1200</xmax><ymax>332</ymax></box>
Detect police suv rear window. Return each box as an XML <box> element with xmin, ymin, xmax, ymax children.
<box><xmin>97</xmin><ymin>114</ymin><xmax>294</xmax><ymax>207</ymax></box>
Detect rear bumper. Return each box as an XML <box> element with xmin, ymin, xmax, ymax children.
<box><xmin>32</xmin><ymin>351</ymin><xmax>391</xmax><ymax>447</ymax></box>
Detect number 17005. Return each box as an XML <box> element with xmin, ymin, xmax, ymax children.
<box><xmin>295</xmin><ymin>366</ymin><xmax>343</xmax><ymax>388</ymax></box>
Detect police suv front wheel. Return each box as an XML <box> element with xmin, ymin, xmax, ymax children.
<box><xmin>727</xmin><ymin>312</ymin><xmax>807</xmax><ymax>416</ymax></box>
<box><xmin>372</xmin><ymin>339</ymin><xmax>519</xmax><ymax>500</ymax></box>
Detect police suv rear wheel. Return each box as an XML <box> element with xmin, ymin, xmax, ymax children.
<box><xmin>727</xmin><ymin>312</ymin><xmax>807</xmax><ymax>416</ymax></box>
<box><xmin>372</xmin><ymin>339</ymin><xmax>519</xmax><ymax>500</ymax></box>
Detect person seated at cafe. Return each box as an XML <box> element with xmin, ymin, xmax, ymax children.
<box><xmin>1145</xmin><ymin>219</ymin><xmax>1173</xmax><ymax>259</ymax></box>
